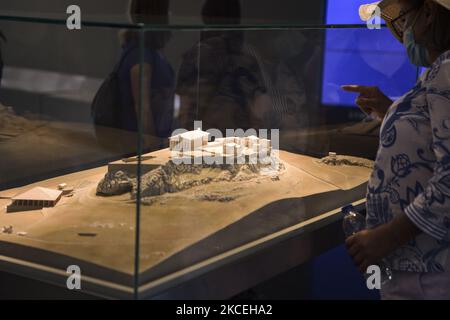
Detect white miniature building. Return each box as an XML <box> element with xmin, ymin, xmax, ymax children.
<box><xmin>258</xmin><ymin>138</ymin><xmax>272</xmax><ymax>154</ymax></box>
<box><xmin>259</xmin><ymin>138</ymin><xmax>272</xmax><ymax>149</ymax></box>
<box><xmin>7</xmin><ymin>187</ymin><xmax>63</xmax><ymax>213</ymax></box>
<box><xmin>169</xmin><ymin>128</ymin><xmax>209</xmax><ymax>153</ymax></box>
<box><xmin>223</xmin><ymin>142</ymin><xmax>243</xmax><ymax>156</ymax></box>
<box><xmin>169</xmin><ymin>135</ymin><xmax>180</xmax><ymax>151</ymax></box>
<box><xmin>58</xmin><ymin>183</ymin><xmax>67</xmax><ymax>190</ymax></box>
<box><xmin>244</xmin><ymin>135</ymin><xmax>259</xmax><ymax>149</ymax></box>
<box><xmin>225</xmin><ymin>137</ymin><xmax>241</xmax><ymax>144</ymax></box>
<box><xmin>168</xmin><ymin>129</ymin><xmax>274</xmax><ymax>164</ymax></box>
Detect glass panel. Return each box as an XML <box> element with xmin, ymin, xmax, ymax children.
<box><xmin>0</xmin><ymin>18</ymin><xmax>149</xmax><ymax>298</ymax></box>
<box><xmin>0</xmin><ymin>6</ymin><xmax>420</xmax><ymax>298</ymax></box>
<box><xmin>0</xmin><ymin>0</ymin><xmax>335</xmax><ymax>30</ymax></box>
<box><xmin>323</xmin><ymin>28</ymin><xmax>416</xmax><ymax>106</ymax></box>
<box><xmin>133</xmin><ymin>26</ymin><xmax>417</xmax><ymax>296</ymax></box>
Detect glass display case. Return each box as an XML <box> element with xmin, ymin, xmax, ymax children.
<box><xmin>0</xmin><ymin>8</ymin><xmax>420</xmax><ymax>299</ymax></box>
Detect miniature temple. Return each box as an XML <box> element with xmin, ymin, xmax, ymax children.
<box><xmin>7</xmin><ymin>187</ymin><xmax>63</xmax><ymax>213</ymax></box>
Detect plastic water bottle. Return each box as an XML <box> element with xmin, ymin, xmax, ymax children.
<box><xmin>342</xmin><ymin>205</ymin><xmax>366</xmax><ymax>237</ymax></box>
<box><xmin>342</xmin><ymin>205</ymin><xmax>393</xmax><ymax>285</ymax></box>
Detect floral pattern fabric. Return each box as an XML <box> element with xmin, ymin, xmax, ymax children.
<box><xmin>367</xmin><ymin>50</ymin><xmax>450</xmax><ymax>273</ymax></box>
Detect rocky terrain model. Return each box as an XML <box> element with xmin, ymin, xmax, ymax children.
<box><xmin>96</xmin><ymin>171</ymin><xmax>135</xmax><ymax>196</ymax></box>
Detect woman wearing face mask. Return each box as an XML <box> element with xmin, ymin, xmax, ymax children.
<box><xmin>342</xmin><ymin>0</ymin><xmax>450</xmax><ymax>300</ymax></box>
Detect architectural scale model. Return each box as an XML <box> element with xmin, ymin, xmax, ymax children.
<box><xmin>96</xmin><ymin>130</ymin><xmax>280</xmax><ymax>199</ymax></box>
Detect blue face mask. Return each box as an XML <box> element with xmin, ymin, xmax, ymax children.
<box><xmin>402</xmin><ymin>14</ymin><xmax>431</xmax><ymax>67</ymax></box>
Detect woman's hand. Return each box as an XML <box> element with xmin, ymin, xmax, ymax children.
<box><xmin>341</xmin><ymin>85</ymin><xmax>393</xmax><ymax>119</ymax></box>
<box><xmin>346</xmin><ymin>214</ymin><xmax>421</xmax><ymax>273</ymax></box>
<box><xmin>346</xmin><ymin>224</ymin><xmax>398</xmax><ymax>273</ymax></box>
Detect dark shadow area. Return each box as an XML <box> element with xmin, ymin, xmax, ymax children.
<box><xmin>139</xmin><ymin>184</ymin><xmax>366</xmax><ymax>284</ymax></box>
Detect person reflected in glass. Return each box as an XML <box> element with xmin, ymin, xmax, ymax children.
<box><xmin>118</xmin><ymin>0</ymin><xmax>175</xmax><ymax>147</ymax></box>
<box><xmin>245</xmin><ymin>29</ymin><xmax>325</xmax><ymax>153</ymax></box>
<box><xmin>343</xmin><ymin>0</ymin><xmax>450</xmax><ymax>299</ymax></box>
<box><xmin>176</xmin><ymin>0</ymin><xmax>267</xmax><ymax>133</ymax></box>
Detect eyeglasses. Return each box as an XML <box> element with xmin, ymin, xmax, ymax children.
<box><xmin>389</xmin><ymin>4</ymin><xmax>423</xmax><ymax>40</ymax></box>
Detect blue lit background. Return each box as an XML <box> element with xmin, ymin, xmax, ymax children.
<box><xmin>322</xmin><ymin>0</ymin><xmax>419</xmax><ymax>107</ymax></box>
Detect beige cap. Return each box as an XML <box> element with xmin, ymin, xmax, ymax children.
<box><xmin>359</xmin><ymin>0</ymin><xmax>450</xmax><ymax>22</ymax></box>
<box><xmin>359</xmin><ymin>1</ymin><xmax>382</xmax><ymax>21</ymax></box>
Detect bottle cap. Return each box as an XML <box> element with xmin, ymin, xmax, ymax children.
<box><xmin>341</xmin><ymin>204</ymin><xmax>355</xmax><ymax>214</ymax></box>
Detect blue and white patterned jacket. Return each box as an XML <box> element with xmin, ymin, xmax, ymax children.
<box><xmin>367</xmin><ymin>50</ymin><xmax>450</xmax><ymax>273</ymax></box>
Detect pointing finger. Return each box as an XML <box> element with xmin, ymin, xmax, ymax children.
<box><xmin>341</xmin><ymin>85</ymin><xmax>377</xmax><ymax>95</ymax></box>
